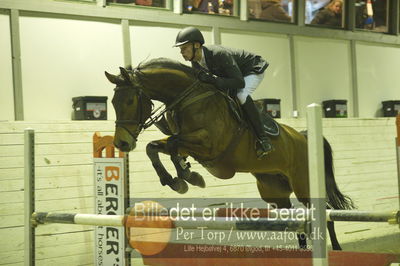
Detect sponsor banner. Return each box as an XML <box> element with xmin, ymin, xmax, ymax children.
<box><xmin>94</xmin><ymin>158</ymin><xmax>127</xmax><ymax>266</ymax></box>
<box><xmin>127</xmin><ymin>198</ymin><xmax>327</xmax><ymax>259</ymax></box>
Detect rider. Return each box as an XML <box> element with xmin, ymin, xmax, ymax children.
<box><xmin>173</xmin><ymin>26</ymin><xmax>273</xmax><ymax>157</ymax></box>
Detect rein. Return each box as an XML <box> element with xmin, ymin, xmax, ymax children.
<box><xmin>114</xmin><ymin>67</ymin><xmax>246</xmax><ymax>168</ymax></box>
<box><xmin>142</xmin><ymin>79</ymin><xmax>201</xmax><ymax>130</ymax></box>
<box><xmin>115</xmin><ymin>73</ymin><xmax>201</xmax><ymax>139</ymax></box>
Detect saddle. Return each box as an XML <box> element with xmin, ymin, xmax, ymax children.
<box><xmin>154</xmin><ymin>90</ymin><xmax>280</xmax><ymax>137</ymax></box>
<box><xmin>225</xmin><ymin>92</ymin><xmax>280</xmax><ymax>137</ymax></box>
<box><xmin>260</xmin><ymin>106</ymin><xmax>280</xmax><ymax>137</ymax></box>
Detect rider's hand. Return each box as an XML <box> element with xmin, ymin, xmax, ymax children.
<box><xmin>198</xmin><ymin>70</ymin><xmax>218</xmax><ymax>85</ymax></box>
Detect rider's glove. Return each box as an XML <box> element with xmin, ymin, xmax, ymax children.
<box><xmin>198</xmin><ymin>70</ymin><xmax>218</xmax><ymax>85</ymax></box>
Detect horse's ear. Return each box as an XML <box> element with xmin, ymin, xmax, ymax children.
<box><xmin>119</xmin><ymin>67</ymin><xmax>131</xmax><ymax>84</ymax></box>
<box><xmin>105</xmin><ymin>71</ymin><xmax>124</xmax><ymax>85</ymax></box>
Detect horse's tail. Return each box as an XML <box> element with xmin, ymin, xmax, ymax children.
<box><xmin>301</xmin><ymin>131</ymin><xmax>355</xmax><ymax>210</ymax></box>
<box><xmin>323</xmin><ymin>137</ymin><xmax>355</xmax><ymax>210</ymax></box>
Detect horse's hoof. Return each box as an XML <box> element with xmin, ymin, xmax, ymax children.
<box><xmin>185</xmin><ymin>172</ymin><xmax>206</xmax><ymax>188</ymax></box>
<box><xmin>170</xmin><ymin>177</ymin><xmax>189</xmax><ymax>194</ymax></box>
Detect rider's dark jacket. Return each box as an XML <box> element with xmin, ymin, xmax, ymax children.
<box><xmin>191</xmin><ymin>45</ymin><xmax>269</xmax><ymax>91</ymax></box>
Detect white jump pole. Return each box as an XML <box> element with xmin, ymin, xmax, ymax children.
<box><xmin>24</xmin><ymin>129</ymin><xmax>35</xmax><ymax>266</ymax></box>
<box><xmin>32</xmin><ymin>212</ymin><xmax>307</xmax><ymax>232</ymax></box>
<box><xmin>307</xmin><ymin>104</ymin><xmax>328</xmax><ymax>266</ymax></box>
<box><xmin>31</xmin><ymin>209</ymin><xmax>399</xmax><ymax>227</ymax></box>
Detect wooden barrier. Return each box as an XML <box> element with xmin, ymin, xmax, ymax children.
<box><xmin>24</xmin><ymin>129</ymin><xmax>35</xmax><ymax>266</ymax></box>
<box><xmin>27</xmin><ymin>207</ymin><xmax>400</xmax><ymax>265</ymax></box>
<box><xmin>397</xmin><ymin>114</ymin><xmax>400</xmax><ymax>147</ymax></box>
<box><xmin>22</xmin><ymin>113</ymin><xmax>400</xmax><ymax>264</ymax></box>
<box><xmin>397</xmin><ymin>114</ymin><xmax>400</xmax><ymax>210</ymax></box>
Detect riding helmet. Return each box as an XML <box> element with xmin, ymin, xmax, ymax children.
<box><xmin>173</xmin><ymin>27</ymin><xmax>205</xmax><ymax>47</ymax></box>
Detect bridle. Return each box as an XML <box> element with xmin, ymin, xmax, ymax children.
<box><xmin>113</xmin><ymin>69</ymin><xmax>200</xmax><ymax>141</ymax></box>
<box><xmin>114</xmin><ymin>84</ymin><xmax>153</xmax><ymax>141</ymax></box>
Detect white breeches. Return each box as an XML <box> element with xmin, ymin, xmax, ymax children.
<box><xmin>236</xmin><ymin>73</ymin><xmax>265</xmax><ymax>105</ymax></box>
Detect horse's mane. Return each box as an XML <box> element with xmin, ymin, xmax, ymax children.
<box><xmin>137</xmin><ymin>57</ymin><xmax>196</xmax><ymax>77</ymax></box>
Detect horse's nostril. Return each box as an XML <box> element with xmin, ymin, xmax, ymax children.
<box><xmin>114</xmin><ymin>140</ymin><xmax>127</xmax><ymax>149</ymax></box>
<box><xmin>120</xmin><ymin>141</ymin><xmax>129</xmax><ymax>150</ymax></box>
<box><xmin>114</xmin><ymin>139</ymin><xmax>135</xmax><ymax>152</ymax></box>
<box><xmin>114</xmin><ymin>141</ymin><xmax>121</xmax><ymax>149</ymax></box>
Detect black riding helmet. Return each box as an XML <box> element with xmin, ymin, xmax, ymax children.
<box><xmin>173</xmin><ymin>27</ymin><xmax>205</xmax><ymax>47</ymax></box>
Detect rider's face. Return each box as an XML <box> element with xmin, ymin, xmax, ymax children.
<box><xmin>179</xmin><ymin>43</ymin><xmax>194</xmax><ymax>61</ymax></box>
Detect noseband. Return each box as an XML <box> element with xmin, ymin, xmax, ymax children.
<box><xmin>114</xmin><ymin>85</ymin><xmax>152</xmax><ymax>141</ymax></box>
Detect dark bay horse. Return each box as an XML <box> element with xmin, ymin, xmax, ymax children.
<box><xmin>105</xmin><ymin>57</ymin><xmax>354</xmax><ymax>250</ymax></box>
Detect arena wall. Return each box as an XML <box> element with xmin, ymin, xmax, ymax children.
<box><xmin>1</xmin><ymin>10</ymin><xmax>400</xmax><ymax>121</ymax></box>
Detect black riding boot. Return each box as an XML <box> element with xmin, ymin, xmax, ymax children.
<box><xmin>242</xmin><ymin>96</ymin><xmax>273</xmax><ymax>158</ymax></box>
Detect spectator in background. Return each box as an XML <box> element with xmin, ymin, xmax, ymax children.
<box><xmin>311</xmin><ymin>0</ymin><xmax>343</xmax><ymax>27</ymax></box>
<box><xmin>355</xmin><ymin>0</ymin><xmax>368</xmax><ymax>28</ymax></box>
<box><xmin>221</xmin><ymin>0</ymin><xmax>234</xmax><ymax>15</ymax></box>
<box><xmin>185</xmin><ymin>0</ymin><xmax>219</xmax><ymax>13</ymax></box>
<box><xmin>371</xmin><ymin>0</ymin><xmax>387</xmax><ymax>31</ymax></box>
<box><xmin>355</xmin><ymin>0</ymin><xmax>387</xmax><ymax>32</ymax></box>
<box><xmin>259</xmin><ymin>0</ymin><xmax>291</xmax><ymax>22</ymax></box>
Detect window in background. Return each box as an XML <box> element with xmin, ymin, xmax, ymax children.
<box><xmin>183</xmin><ymin>0</ymin><xmax>234</xmax><ymax>16</ymax></box>
<box><xmin>66</xmin><ymin>0</ymin><xmax>95</xmax><ymax>2</ymax></box>
<box><xmin>355</xmin><ymin>0</ymin><xmax>388</xmax><ymax>32</ymax></box>
<box><xmin>306</xmin><ymin>0</ymin><xmax>344</xmax><ymax>28</ymax></box>
<box><xmin>107</xmin><ymin>0</ymin><xmax>166</xmax><ymax>7</ymax></box>
<box><xmin>248</xmin><ymin>0</ymin><xmax>295</xmax><ymax>23</ymax></box>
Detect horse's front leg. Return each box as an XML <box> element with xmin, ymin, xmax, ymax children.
<box><xmin>146</xmin><ymin>137</ymin><xmax>205</xmax><ymax>194</ymax></box>
<box><xmin>146</xmin><ymin>139</ymin><xmax>188</xmax><ymax>194</ymax></box>
<box><xmin>167</xmin><ymin>135</ymin><xmax>205</xmax><ymax>189</ymax></box>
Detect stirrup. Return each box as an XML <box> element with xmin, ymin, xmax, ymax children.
<box><xmin>256</xmin><ymin>139</ymin><xmax>273</xmax><ymax>159</ymax></box>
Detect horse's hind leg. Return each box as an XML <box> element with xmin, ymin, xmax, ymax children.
<box><xmin>328</xmin><ymin>221</ymin><xmax>341</xmax><ymax>250</ymax></box>
<box><xmin>326</xmin><ymin>204</ymin><xmax>342</xmax><ymax>250</ymax></box>
<box><xmin>254</xmin><ymin>173</ymin><xmax>292</xmax><ymax>208</ymax></box>
<box><xmin>254</xmin><ymin>173</ymin><xmax>308</xmax><ymax>249</ymax></box>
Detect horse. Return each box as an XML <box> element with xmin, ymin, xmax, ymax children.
<box><xmin>105</xmin><ymin>57</ymin><xmax>355</xmax><ymax>250</ymax></box>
